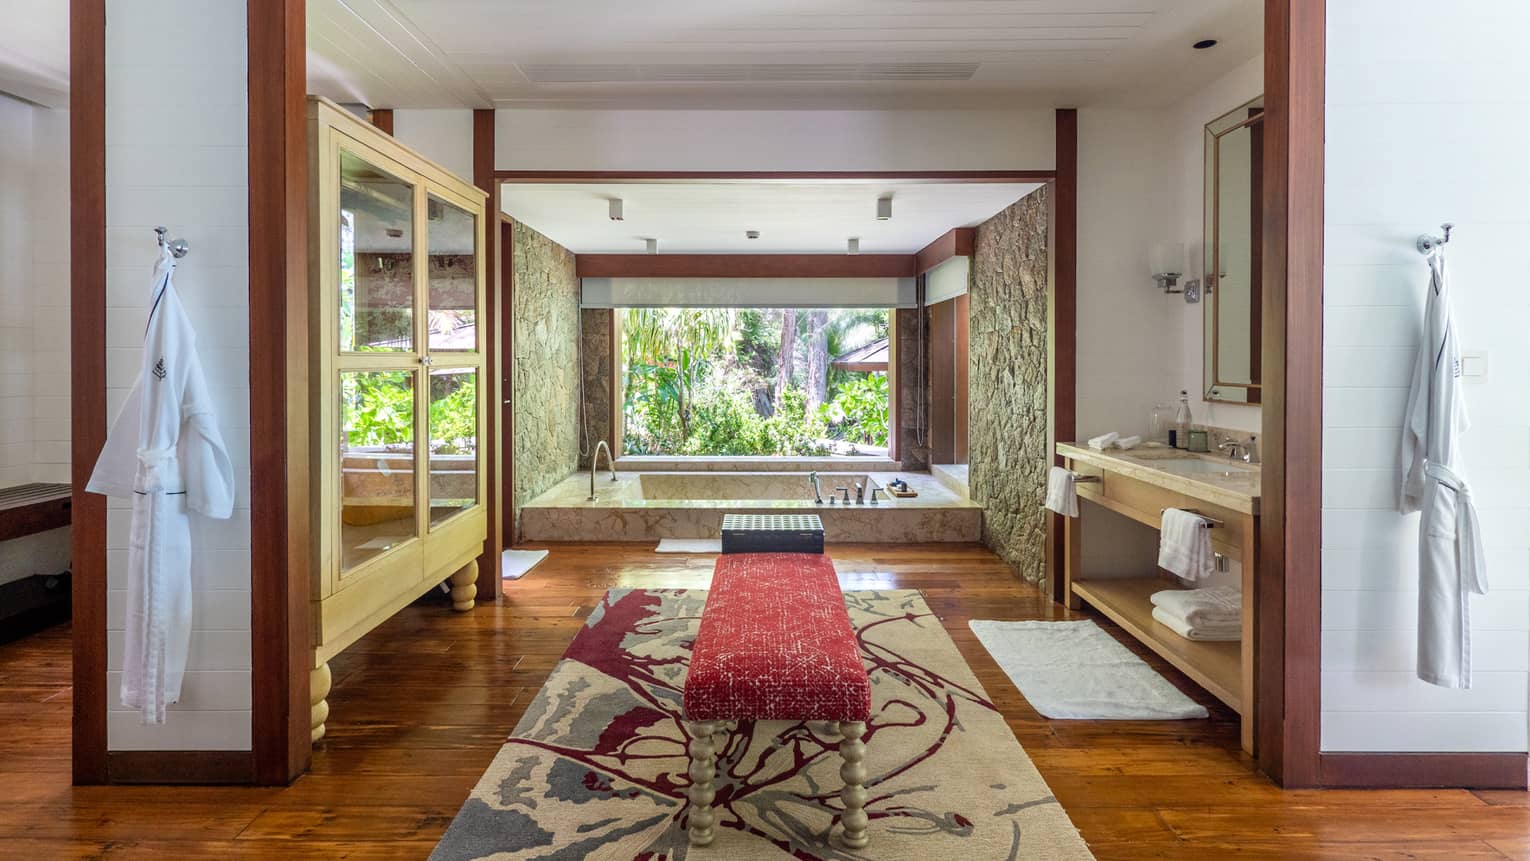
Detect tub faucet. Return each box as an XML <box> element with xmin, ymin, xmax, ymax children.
<box><xmin>587</xmin><ymin>440</ymin><xmax>617</xmax><ymax>501</ymax></box>
<box><xmin>808</xmin><ymin>471</ymin><xmax>824</xmax><ymax>504</ymax></box>
<box><xmin>854</xmin><ymin>482</ymin><xmax>865</xmax><ymax>505</ymax></box>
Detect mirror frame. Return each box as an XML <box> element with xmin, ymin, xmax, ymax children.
<box><xmin>1203</xmin><ymin>96</ymin><xmax>1265</xmax><ymax>404</ymax></box>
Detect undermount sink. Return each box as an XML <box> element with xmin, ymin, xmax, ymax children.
<box><xmin>1142</xmin><ymin>456</ymin><xmax>1258</xmax><ymax>476</ymax></box>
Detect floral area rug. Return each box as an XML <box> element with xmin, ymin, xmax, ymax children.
<box><xmin>431</xmin><ymin>588</ymin><xmax>1094</xmax><ymax>860</ymax></box>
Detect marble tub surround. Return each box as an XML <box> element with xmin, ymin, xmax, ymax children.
<box><xmin>614</xmin><ymin>456</ymin><xmax>899</xmax><ymax>473</ymax></box>
<box><xmin>1056</xmin><ymin>441</ymin><xmax>1259</xmax><ymax>514</ymax></box>
<box><xmin>930</xmin><ymin>464</ymin><xmax>970</xmax><ymax>500</ymax></box>
<box><xmin>520</xmin><ymin>470</ymin><xmax>980</xmax><ymax>543</ymax></box>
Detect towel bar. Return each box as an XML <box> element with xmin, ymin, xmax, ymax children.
<box><xmin>1071</xmin><ymin>473</ymin><xmax>1101</xmax><ymax>484</ymax></box>
<box><xmin>1161</xmin><ymin>507</ymin><xmax>1222</xmax><ymax>529</ymax></box>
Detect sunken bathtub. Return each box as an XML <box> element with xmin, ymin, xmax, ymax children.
<box><xmin>518</xmin><ymin>469</ymin><xmax>981</xmax><ymax>543</ymax></box>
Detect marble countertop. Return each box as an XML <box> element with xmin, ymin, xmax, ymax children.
<box><xmin>1057</xmin><ymin>442</ymin><xmax>1261</xmax><ymax>515</ymax></box>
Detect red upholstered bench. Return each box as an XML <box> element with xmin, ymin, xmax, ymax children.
<box><xmin>683</xmin><ymin>552</ymin><xmax>872</xmax><ymax>849</ymax></box>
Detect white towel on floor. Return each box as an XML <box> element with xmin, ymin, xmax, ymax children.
<box><xmin>1158</xmin><ymin>508</ymin><xmax>1215</xmax><ymax>581</ymax></box>
<box><xmin>1045</xmin><ymin>466</ymin><xmax>1079</xmax><ymax>517</ymax></box>
<box><xmin>1150</xmin><ymin>586</ymin><xmax>1241</xmax><ymax>627</ymax></box>
<box><xmin>1087</xmin><ymin>431</ymin><xmax>1120</xmax><ymax>451</ymax></box>
<box><xmin>1152</xmin><ymin>606</ymin><xmax>1241</xmax><ymax>642</ymax></box>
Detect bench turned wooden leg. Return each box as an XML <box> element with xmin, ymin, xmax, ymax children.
<box><xmin>838</xmin><ymin>720</ymin><xmax>869</xmax><ymax>848</ymax></box>
<box><xmin>687</xmin><ymin>720</ymin><xmax>720</xmax><ymax>846</ymax></box>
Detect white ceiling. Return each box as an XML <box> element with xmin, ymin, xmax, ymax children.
<box><xmin>500</xmin><ymin>181</ymin><xmax>1043</xmax><ymax>254</ymax></box>
<box><xmin>308</xmin><ymin>0</ymin><xmax>1263</xmax><ymax>110</ymax></box>
<box><xmin>0</xmin><ymin>0</ymin><xmax>69</xmax><ymax>107</ymax></box>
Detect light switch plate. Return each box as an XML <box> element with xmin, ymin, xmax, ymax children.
<box><xmin>1460</xmin><ymin>350</ymin><xmax>1489</xmax><ymax>379</ymax></box>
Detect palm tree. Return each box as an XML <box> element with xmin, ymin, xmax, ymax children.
<box><xmin>622</xmin><ymin>308</ymin><xmax>736</xmax><ymax>440</ymax></box>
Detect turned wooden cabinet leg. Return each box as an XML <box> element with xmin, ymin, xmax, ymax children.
<box><xmin>838</xmin><ymin>720</ymin><xmax>870</xmax><ymax>849</ymax></box>
<box><xmin>687</xmin><ymin>720</ymin><xmax>720</xmax><ymax>847</ymax></box>
<box><xmin>449</xmin><ymin>560</ymin><xmax>478</xmax><ymax>612</ymax></box>
<box><xmin>310</xmin><ymin>662</ymin><xmax>332</xmax><ymax>744</ymax></box>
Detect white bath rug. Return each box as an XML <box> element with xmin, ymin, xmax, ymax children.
<box><xmin>655</xmin><ymin>539</ymin><xmax>722</xmax><ymax>554</ymax></box>
<box><xmin>968</xmin><ymin>618</ymin><xmax>1209</xmax><ymax>720</ymax></box>
<box><xmin>502</xmin><ymin>549</ymin><xmax>550</xmax><ymax>580</ymax></box>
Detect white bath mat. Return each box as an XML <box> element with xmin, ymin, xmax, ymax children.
<box><xmin>502</xmin><ymin>549</ymin><xmax>550</xmax><ymax>580</ymax></box>
<box><xmin>968</xmin><ymin>618</ymin><xmax>1209</xmax><ymax>720</ymax></box>
<box><xmin>655</xmin><ymin>539</ymin><xmax>722</xmax><ymax>554</ymax></box>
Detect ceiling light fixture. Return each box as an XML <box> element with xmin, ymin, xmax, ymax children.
<box><xmin>645</xmin><ymin>238</ymin><xmax>658</xmax><ymax>255</ymax></box>
<box><xmin>609</xmin><ymin>198</ymin><xmax>625</xmax><ymax>221</ymax></box>
<box><xmin>746</xmin><ymin>229</ymin><xmax>761</xmax><ymax>240</ymax></box>
<box><xmin>876</xmin><ymin>196</ymin><xmax>893</xmax><ymax>221</ymax></box>
<box><xmin>1193</xmin><ymin>38</ymin><xmax>1218</xmax><ymax>49</ymax></box>
<box><xmin>847</xmin><ymin>237</ymin><xmax>861</xmax><ymax>255</ymax></box>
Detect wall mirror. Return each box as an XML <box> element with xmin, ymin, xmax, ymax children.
<box><xmin>1203</xmin><ymin>96</ymin><xmax>1264</xmax><ymax>404</ymax></box>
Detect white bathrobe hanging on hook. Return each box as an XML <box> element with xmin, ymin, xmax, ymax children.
<box><xmin>1398</xmin><ymin>249</ymin><xmax>1487</xmax><ymax>689</ymax></box>
<box><xmin>87</xmin><ymin>246</ymin><xmax>235</xmax><ymax>723</ymax></box>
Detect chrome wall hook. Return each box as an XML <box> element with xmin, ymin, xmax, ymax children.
<box><xmin>155</xmin><ymin>226</ymin><xmax>190</xmax><ymax>259</ymax></box>
<box><xmin>1415</xmin><ymin>222</ymin><xmax>1453</xmax><ymax>255</ymax></box>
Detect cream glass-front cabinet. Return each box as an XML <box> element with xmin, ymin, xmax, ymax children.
<box><xmin>306</xmin><ymin>97</ymin><xmax>487</xmax><ymax>743</ymax></box>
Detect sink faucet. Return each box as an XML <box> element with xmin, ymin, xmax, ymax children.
<box><xmin>587</xmin><ymin>440</ymin><xmax>618</xmax><ymax>501</ymax></box>
<box><xmin>1218</xmin><ymin>435</ymin><xmax>1259</xmax><ymax>464</ymax></box>
<box><xmin>808</xmin><ymin>471</ymin><xmax>824</xmax><ymax>504</ymax></box>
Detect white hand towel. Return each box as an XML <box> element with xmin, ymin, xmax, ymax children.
<box><xmin>1150</xmin><ymin>586</ymin><xmax>1241</xmax><ymax>626</ymax></box>
<box><xmin>1045</xmin><ymin>466</ymin><xmax>1079</xmax><ymax>517</ymax></box>
<box><xmin>1116</xmin><ymin>435</ymin><xmax>1143</xmax><ymax>450</ymax></box>
<box><xmin>1152</xmin><ymin>606</ymin><xmax>1242</xmax><ymax>641</ymax></box>
<box><xmin>1088</xmin><ymin>431</ymin><xmax>1120</xmax><ymax>451</ymax></box>
<box><xmin>1158</xmin><ymin>508</ymin><xmax>1215</xmax><ymax>581</ymax></box>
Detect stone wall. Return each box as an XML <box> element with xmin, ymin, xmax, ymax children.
<box><xmin>969</xmin><ymin>187</ymin><xmax>1050</xmax><ymax>585</ymax></box>
<box><xmin>578</xmin><ymin>308</ymin><xmax>615</xmax><ymax>469</ymax></box>
<box><xmin>895</xmin><ymin>308</ymin><xmax>931</xmax><ymax>471</ymax></box>
<box><xmin>511</xmin><ymin>220</ymin><xmax>580</xmax><ymax>536</ymax></box>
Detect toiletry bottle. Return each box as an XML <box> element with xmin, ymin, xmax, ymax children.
<box><xmin>1173</xmin><ymin>390</ymin><xmax>1193</xmax><ymax>449</ymax></box>
<box><xmin>1151</xmin><ymin>403</ymin><xmax>1172</xmax><ymax>445</ymax></box>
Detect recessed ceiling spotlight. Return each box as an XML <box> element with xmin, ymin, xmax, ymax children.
<box><xmin>876</xmin><ymin>196</ymin><xmax>893</xmax><ymax>221</ymax></box>
<box><xmin>645</xmin><ymin>238</ymin><xmax>658</xmax><ymax>255</ymax></box>
<box><xmin>746</xmin><ymin>229</ymin><xmax>761</xmax><ymax>240</ymax></box>
<box><xmin>847</xmin><ymin>237</ymin><xmax>861</xmax><ymax>255</ymax></box>
<box><xmin>608</xmin><ymin>198</ymin><xmax>625</xmax><ymax>221</ymax></box>
<box><xmin>1193</xmin><ymin>38</ymin><xmax>1218</xmax><ymax>50</ymax></box>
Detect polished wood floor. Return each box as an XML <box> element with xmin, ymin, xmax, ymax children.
<box><xmin>2</xmin><ymin>542</ymin><xmax>1527</xmax><ymax>859</ymax></box>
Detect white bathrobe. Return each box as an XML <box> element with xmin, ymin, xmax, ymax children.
<box><xmin>1398</xmin><ymin>251</ymin><xmax>1487</xmax><ymax>689</ymax></box>
<box><xmin>87</xmin><ymin>248</ymin><xmax>235</xmax><ymax>723</ymax></box>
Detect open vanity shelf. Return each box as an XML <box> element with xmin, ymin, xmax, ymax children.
<box><xmin>1057</xmin><ymin>441</ymin><xmax>1260</xmax><ymax>753</ymax></box>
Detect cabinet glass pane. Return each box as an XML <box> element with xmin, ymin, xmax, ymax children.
<box><xmin>428</xmin><ymin>368</ymin><xmax>478</xmax><ymax>527</ymax></box>
<box><xmin>340</xmin><ymin>370</ymin><xmax>417</xmax><ymax>570</ymax></box>
<box><xmin>427</xmin><ymin>195</ymin><xmax>477</xmax><ymax>351</ymax></box>
<box><xmin>339</xmin><ymin>150</ymin><xmax>415</xmax><ymax>352</ymax></box>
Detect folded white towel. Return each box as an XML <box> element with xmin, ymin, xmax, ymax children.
<box><xmin>1157</xmin><ymin>508</ymin><xmax>1215</xmax><ymax>581</ymax></box>
<box><xmin>1150</xmin><ymin>586</ymin><xmax>1241</xmax><ymax>627</ymax></box>
<box><xmin>1087</xmin><ymin>431</ymin><xmax>1120</xmax><ymax>451</ymax></box>
<box><xmin>1152</xmin><ymin>606</ymin><xmax>1241</xmax><ymax>642</ymax></box>
<box><xmin>1116</xmin><ymin>435</ymin><xmax>1143</xmax><ymax>450</ymax></box>
<box><xmin>1045</xmin><ymin>466</ymin><xmax>1079</xmax><ymax>517</ymax></box>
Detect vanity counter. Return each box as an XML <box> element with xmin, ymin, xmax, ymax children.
<box><xmin>1056</xmin><ymin>442</ymin><xmax>1260</xmax><ymax>515</ymax></box>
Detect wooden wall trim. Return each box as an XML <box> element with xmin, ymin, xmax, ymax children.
<box><xmin>1044</xmin><ymin>108</ymin><xmax>1078</xmax><ymax>603</ymax></box>
<box><xmin>496</xmin><ymin>170</ymin><xmax>1056</xmax><ymax>183</ymax></box>
<box><xmin>1319</xmin><ymin>753</ymin><xmax>1529</xmax><ymax>790</ymax></box>
<box><xmin>69</xmin><ymin>0</ymin><xmax>108</xmax><ymax>786</ymax></box>
<box><xmin>247</xmin><ymin>0</ymin><xmax>311</xmax><ymax>786</ymax></box>
<box><xmin>1259</xmin><ymin>0</ymin><xmax>1325</xmax><ymax>788</ymax></box>
<box><xmin>105</xmin><ymin>751</ymin><xmax>255</xmax><ymax>786</ymax></box>
<box><xmin>501</xmin><ymin>218</ymin><xmax>516</xmax><ymax>542</ymax></box>
<box><xmin>474</xmin><ymin>109</ymin><xmax>503</xmax><ymax>602</ymax></box>
<box><xmin>915</xmin><ymin>228</ymin><xmax>975</xmax><ymax>275</ymax></box>
<box><xmin>575</xmin><ymin>254</ymin><xmax>916</xmax><ymax>279</ymax></box>
<box><xmin>369</xmin><ymin>108</ymin><xmax>394</xmax><ymax>135</ymax></box>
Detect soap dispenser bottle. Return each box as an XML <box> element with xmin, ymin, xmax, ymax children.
<box><xmin>1172</xmin><ymin>390</ymin><xmax>1192</xmax><ymax>449</ymax></box>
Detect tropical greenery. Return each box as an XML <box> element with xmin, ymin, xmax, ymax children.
<box><xmin>342</xmin><ymin>369</ymin><xmax>478</xmax><ymax>456</ymax></box>
<box><xmin>622</xmin><ymin>307</ymin><xmax>890</xmax><ymax>457</ymax></box>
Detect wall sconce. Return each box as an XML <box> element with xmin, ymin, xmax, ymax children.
<box><xmin>1149</xmin><ymin>241</ymin><xmax>1185</xmax><ymax>293</ymax></box>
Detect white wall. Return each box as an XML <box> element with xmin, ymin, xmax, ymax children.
<box><xmin>104</xmin><ymin>0</ymin><xmax>253</xmax><ymax>751</ymax></box>
<box><xmin>1168</xmin><ymin>55</ymin><xmax>1264</xmax><ymax>435</ymax></box>
<box><xmin>495</xmin><ymin>108</ymin><xmax>1057</xmax><ymax>172</ymax></box>
<box><xmin>392</xmin><ymin>108</ymin><xmax>474</xmax><ymax>180</ymax></box>
<box><xmin>1321</xmin><ymin>0</ymin><xmax>1530</xmax><ymax>753</ymax></box>
<box><xmin>0</xmin><ymin>94</ymin><xmax>70</xmax><ymax>487</ymax></box>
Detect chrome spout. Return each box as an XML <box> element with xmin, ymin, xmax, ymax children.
<box><xmin>587</xmin><ymin>440</ymin><xmax>617</xmax><ymax>501</ymax></box>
